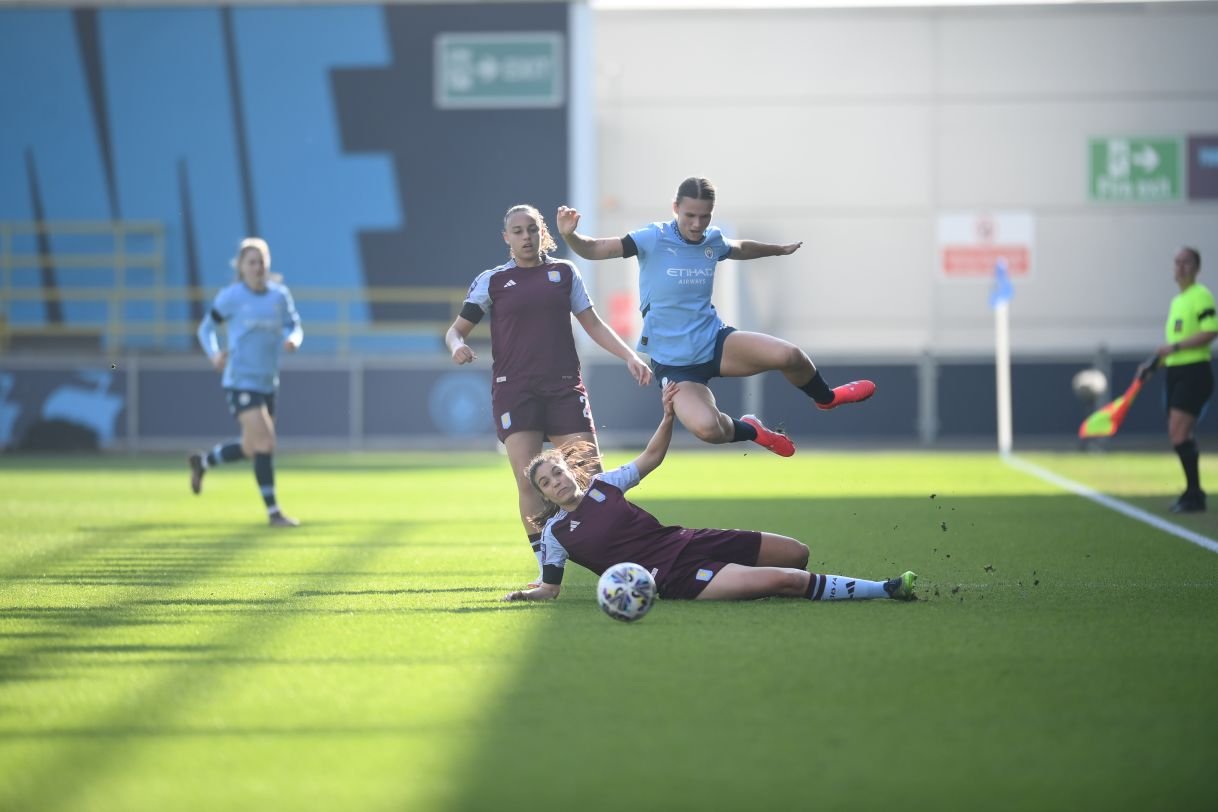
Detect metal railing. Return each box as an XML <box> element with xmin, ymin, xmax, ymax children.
<box><xmin>0</xmin><ymin>221</ymin><xmax>467</xmax><ymax>355</ymax></box>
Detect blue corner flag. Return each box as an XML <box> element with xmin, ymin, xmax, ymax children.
<box><xmin>990</xmin><ymin>257</ymin><xmax>1014</xmax><ymax>309</ymax></box>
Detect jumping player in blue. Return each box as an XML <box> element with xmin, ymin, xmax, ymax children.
<box><xmin>557</xmin><ymin>177</ymin><xmax>875</xmax><ymax>458</ymax></box>
<box><xmin>446</xmin><ymin>204</ymin><xmax>651</xmax><ymax>586</ymax></box>
<box><xmin>190</xmin><ymin>238</ymin><xmax>303</xmax><ymax>527</ymax></box>
<box><xmin>504</xmin><ymin>383</ymin><xmax>916</xmax><ymax>603</ymax></box>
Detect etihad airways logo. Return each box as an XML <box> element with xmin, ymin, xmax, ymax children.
<box><xmin>665</xmin><ymin>268</ymin><xmax>713</xmax><ymax>278</ymax></box>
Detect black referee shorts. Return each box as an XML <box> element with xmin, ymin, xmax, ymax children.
<box><xmin>1165</xmin><ymin>361</ymin><xmax>1214</xmax><ymax>417</ymax></box>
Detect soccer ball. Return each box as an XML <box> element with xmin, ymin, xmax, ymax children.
<box><xmin>596</xmin><ymin>562</ymin><xmax>658</xmax><ymax>623</ymax></box>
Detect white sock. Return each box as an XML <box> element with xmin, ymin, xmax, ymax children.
<box><xmin>807</xmin><ymin>573</ymin><xmax>889</xmax><ymax>600</ymax></box>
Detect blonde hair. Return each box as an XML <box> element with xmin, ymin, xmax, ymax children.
<box><xmin>524</xmin><ymin>440</ymin><xmax>602</xmax><ymax>527</ymax></box>
<box><xmin>502</xmin><ymin>204</ymin><xmax>557</xmax><ymax>260</ymax></box>
<box><xmin>232</xmin><ymin>237</ymin><xmax>282</xmax><ymax>282</ymax></box>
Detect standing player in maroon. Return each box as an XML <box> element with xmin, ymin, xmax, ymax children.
<box><xmin>446</xmin><ymin>204</ymin><xmax>652</xmax><ymax>587</ymax></box>
<box><xmin>504</xmin><ymin>383</ymin><xmax>917</xmax><ymax>603</ymax></box>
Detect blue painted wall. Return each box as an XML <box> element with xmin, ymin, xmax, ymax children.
<box><xmin>0</xmin><ymin>3</ymin><xmax>569</xmax><ymax>351</ymax></box>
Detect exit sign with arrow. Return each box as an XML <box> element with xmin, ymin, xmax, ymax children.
<box><xmin>1089</xmin><ymin>137</ymin><xmax>1182</xmax><ymax>202</ymax></box>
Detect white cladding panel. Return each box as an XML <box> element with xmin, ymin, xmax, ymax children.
<box><xmin>594</xmin><ymin>4</ymin><xmax>1218</xmax><ymax>355</ymax></box>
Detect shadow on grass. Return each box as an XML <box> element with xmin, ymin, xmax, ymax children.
<box><xmin>0</xmin><ymin>452</ymin><xmax>500</xmax><ymax>473</ymax></box>
<box><xmin>0</xmin><ymin>517</ymin><xmax>479</xmax><ymax>811</ymax></box>
<box><xmin>294</xmin><ymin>587</ymin><xmax>486</xmax><ymax>597</ymax></box>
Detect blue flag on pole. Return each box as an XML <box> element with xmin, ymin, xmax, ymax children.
<box><xmin>990</xmin><ymin>256</ymin><xmax>1013</xmax><ymax>309</ymax></box>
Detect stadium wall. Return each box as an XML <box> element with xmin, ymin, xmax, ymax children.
<box><xmin>0</xmin><ymin>352</ymin><xmax>1168</xmax><ymax>451</ymax></box>
<box><xmin>0</xmin><ymin>2</ymin><xmax>570</xmax><ymax>352</ymax></box>
<box><xmin>591</xmin><ymin>2</ymin><xmax>1218</xmax><ymax>356</ymax></box>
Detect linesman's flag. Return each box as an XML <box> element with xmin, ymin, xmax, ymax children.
<box><xmin>1078</xmin><ymin>355</ymin><xmax>1159</xmax><ymax>439</ymax></box>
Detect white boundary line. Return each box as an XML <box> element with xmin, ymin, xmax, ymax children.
<box><xmin>1005</xmin><ymin>454</ymin><xmax>1218</xmax><ymax>555</ymax></box>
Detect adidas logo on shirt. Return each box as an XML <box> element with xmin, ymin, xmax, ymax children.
<box><xmin>569</xmin><ymin>520</ymin><xmax>581</xmax><ymax>531</ymax></box>
<box><xmin>503</xmin><ymin>279</ymin><xmax>517</xmax><ymax>287</ymax></box>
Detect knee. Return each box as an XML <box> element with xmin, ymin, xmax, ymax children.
<box><xmin>687</xmin><ymin>416</ymin><xmax>729</xmax><ymax>444</ymax></box>
<box><xmin>789</xmin><ymin>541</ymin><xmax>810</xmax><ymax>569</ymax></box>
<box><xmin>783</xmin><ymin>344</ymin><xmax>810</xmax><ymax>372</ymax></box>
<box><xmin>244</xmin><ymin>436</ymin><xmax>274</xmax><ymax>455</ymax></box>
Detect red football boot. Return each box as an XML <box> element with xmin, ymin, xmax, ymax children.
<box><xmin>740</xmin><ymin>414</ymin><xmax>795</xmax><ymax>457</ymax></box>
<box><xmin>816</xmin><ymin>380</ymin><xmax>876</xmax><ymax>411</ymax></box>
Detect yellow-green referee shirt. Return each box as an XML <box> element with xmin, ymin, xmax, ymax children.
<box><xmin>1165</xmin><ymin>282</ymin><xmax>1218</xmax><ymax>367</ymax></box>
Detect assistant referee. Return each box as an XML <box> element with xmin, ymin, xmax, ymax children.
<box><xmin>1141</xmin><ymin>247</ymin><xmax>1217</xmax><ymax>513</ymax></box>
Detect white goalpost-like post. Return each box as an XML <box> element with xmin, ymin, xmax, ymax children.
<box><xmin>994</xmin><ymin>299</ymin><xmax>1012</xmax><ymax>455</ymax></box>
<box><xmin>992</xmin><ymin>257</ymin><xmax>1013</xmax><ymax>456</ymax></box>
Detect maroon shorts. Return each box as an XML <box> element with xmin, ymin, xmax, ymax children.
<box><xmin>658</xmin><ymin>529</ymin><xmax>763</xmax><ymax>600</ymax></box>
<box><xmin>491</xmin><ymin>375</ymin><xmax>596</xmax><ymax>442</ymax></box>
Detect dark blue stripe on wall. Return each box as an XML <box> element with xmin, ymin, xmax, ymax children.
<box><xmin>178</xmin><ymin>159</ymin><xmax>205</xmax><ymax>325</ymax></box>
<box><xmin>72</xmin><ymin>8</ymin><xmax>118</xmax><ymax>218</ymax></box>
<box><xmin>221</xmin><ymin>6</ymin><xmax>258</xmax><ymax>238</ymax></box>
<box><xmin>25</xmin><ymin>149</ymin><xmax>63</xmax><ymax>324</ymax></box>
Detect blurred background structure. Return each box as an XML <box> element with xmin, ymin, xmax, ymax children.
<box><xmin>1</xmin><ymin>0</ymin><xmax>1217</xmax><ymax>450</ymax></box>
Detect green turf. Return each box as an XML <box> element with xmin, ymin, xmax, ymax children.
<box><xmin>1</xmin><ymin>450</ymin><xmax>1216</xmax><ymax>811</ymax></box>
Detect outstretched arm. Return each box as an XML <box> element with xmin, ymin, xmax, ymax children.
<box><xmin>631</xmin><ymin>382</ymin><xmax>678</xmax><ymax>480</ymax></box>
<box><xmin>574</xmin><ymin>308</ymin><xmax>651</xmax><ymax>386</ymax></box>
<box><xmin>556</xmin><ymin>206</ymin><xmax>625</xmax><ymax>260</ymax></box>
<box><xmin>726</xmin><ymin>239</ymin><xmax>803</xmax><ymax>261</ymax></box>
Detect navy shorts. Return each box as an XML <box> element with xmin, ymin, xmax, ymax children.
<box><xmin>658</xmin><ymin>528</ymin><xmax>763</xmax><ymax>600</ymax></box>
<box><xmin>1165</xmin><ymin>361</ymin><xmax>1214</xmax><ymax>417</ymax></box>
<box><xmin>491</xmin><ymin>375</ymin><xmax>595</xmax><ymax>442</ymax></box>
<box><xmin>651</xmin><ymin>326</ymin><xmax>736</xmax><ymax>388</ymax></box>
<box><xmin>226</xmin><ymin>389</ymin><xmax>276</xmax><ymax>418</ymax></box>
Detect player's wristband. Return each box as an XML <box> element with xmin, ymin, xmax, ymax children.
<box><xmin>1172</xmin><ymin>342</ymin><xmax>1182</xmax><ymax>353</ymax></box>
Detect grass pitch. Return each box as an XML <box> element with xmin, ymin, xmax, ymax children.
<box><xmin>1</xmin><ymin>449</ymin><xmax>1216</xmax><ymax>811</ymax></box>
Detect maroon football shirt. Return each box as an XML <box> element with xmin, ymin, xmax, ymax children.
<box><xmin>463</xmin><ymin>256</ymin><xmax>593</xmax><ymax>383</ymax></box>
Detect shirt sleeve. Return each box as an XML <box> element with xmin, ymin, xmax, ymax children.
<box><xmin>280</xmin><ymin>285</ymin><xmax>303</xmax><ymax>348</ymax></box>
<box><xmin>596</xmin><ymin>463</ymin><xmax>641</xmax><ymax>493</ymax></box>
<box><xmin>539</xmin><ymin>520</ymin><xmax>569</xmax><ymax>585</ymax></box>
<box><xmin>710</xmin><ymin>228</ymin><xmax>731</xmax><ymax>261</ymax></box>
<box><xmin>625</xmin><ymin>223</ymin><xmax>660</xmax><ymax>264</ymax></box>
<box><xmin>568</xmin><ymin>263</ymin><xmax>593</xmax><ymax>315</ymax></box>
<box><xmin>463</xmin><ymin>270</ymin><xmax>493</xmax><ymax>319</ymax></box>
<box><xmin>1198</xmin><ymin>288</ymin><xmax>1217</xmax><ymax>330</ymax></box>
<box><xmin>196</xmin><ymin>288</ymin><xmax>229</xmax><ymax>358</ymax></box>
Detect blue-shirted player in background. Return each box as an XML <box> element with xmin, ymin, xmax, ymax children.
<box><xmin>191</xmin><ymin>238</ymin><xmax>303</xmax><ymax>527</ymax></box>
<box><xmin>557</xmin><ymin>177</ymin><xmax>875</xmax><ymax>458</ymax></box>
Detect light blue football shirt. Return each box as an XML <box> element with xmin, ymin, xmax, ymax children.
<box><xmin>627</xmin><ymin>220</ymin><xmax>732</xmax><ymax>366</ymax></box>
<box><xmin>197</xmin><ymin>280</ymin><xmax>303</xmax><ymax>393</ymax></box>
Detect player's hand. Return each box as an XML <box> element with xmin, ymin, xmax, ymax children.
<box><xmin>283</xmin><ymin>339</ymin><xmax>299</xmax><ymax>352</ymax></box>
<box><xmin>660</xmin><ymin>380</ymin><xmax>679</xmax><ymax>417</ymax></box>
<box><xmin>627</xmin><ymin>356</ymin><xmax>652</xmax><ymax>387</ymax></box>
<box><xmin>777</xmin><ymin>241</ymin><xmax>803</xmax><ymax>256</ymax></box>
<box><xmin>503</xmin><ymin>590</ymin><xmax>528</xmax><ymax>602</ymax></box>
<box><xmin>452</xmin><ymin>344</ymin><xmax>477</xmax><ymax>365</ymax></box>
<box><xmin>556</xmin><ymin>206</ymin><xmax>581</xmax><ymax>237</ymax></box>
<box><xmin>210</xmin><ymin>351</ymin><xmax>228</xmax><ymax>373</ymax></box>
